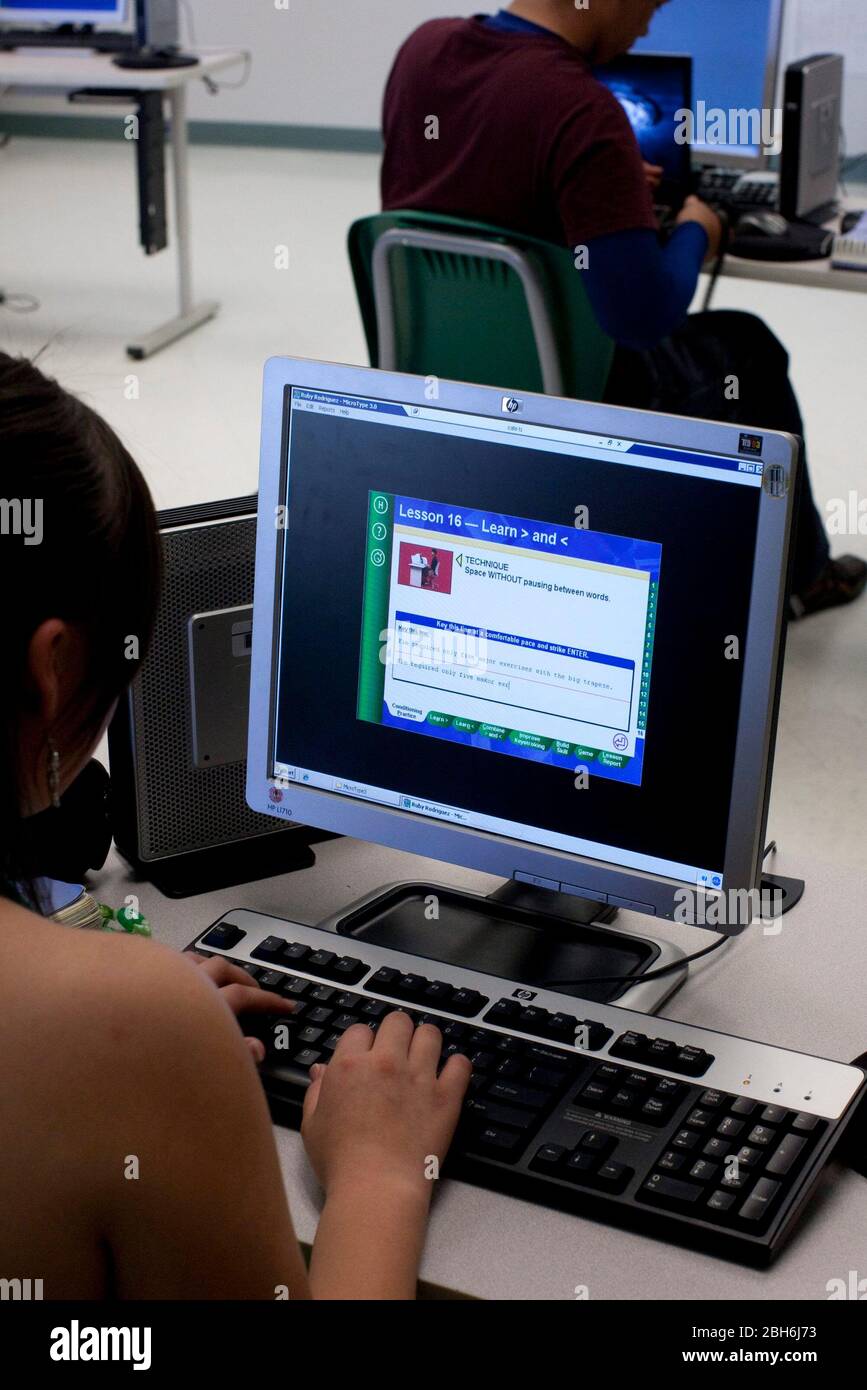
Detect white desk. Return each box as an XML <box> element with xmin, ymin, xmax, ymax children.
<box><xmin>717</xmin><ymin>194</ymin><xmax>867</xmax><ymax>295</ymax></box>
<box><xmin>0</xmin><ymin>48</ymin><xmax>246</xmax><ymax>356</ymax></box>
<box><xmin>90</xmin><ymin>836</ymin><xmax>867</xmax><ymax>1301</ymax></box>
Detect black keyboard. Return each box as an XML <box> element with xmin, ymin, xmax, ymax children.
<box><xmin>188</xmin><ymin>910</ymin><xmax>865</xmax><ymax>1266</ymax></box>
<box><xmin>697</xmin><ymin>166</ymin><xmax>779</xmax><ymax>214</ymax></box>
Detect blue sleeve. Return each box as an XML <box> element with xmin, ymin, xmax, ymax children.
<box><xmin>581</xmin><ymin>223</ymin><xmax>708</xmax><ymax>351</ymax></box>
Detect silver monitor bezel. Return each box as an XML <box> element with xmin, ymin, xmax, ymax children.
<box><xmin>247</xmin><ymin>357</ymin><xmax>798</xmax><ymax>934</ymax></box>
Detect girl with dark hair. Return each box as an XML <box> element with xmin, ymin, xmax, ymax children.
<box><xmin>0</xmin><ymin>354</ymin><xmax>470</xmax><ymax>1299</ymax></box>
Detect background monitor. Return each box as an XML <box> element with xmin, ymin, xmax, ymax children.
<box><xmin>0</xmin><ymin>1</ymin><xmax>126</xmax><ymax>24</ymax></box>
<box><xmin>633</xmin><ymin>0</ymin><xmax>785</xmax><ymax>166</ymax></box>
<box><xmin>247</xmin><ymin>360</ymin><xmax>797</xmax><ymax>934</ymax></box>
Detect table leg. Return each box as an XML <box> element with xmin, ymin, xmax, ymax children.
<box><xmin>126</xmin><ymin>83</ymin><xmax>220</xmax><ymax>359</ymax></box>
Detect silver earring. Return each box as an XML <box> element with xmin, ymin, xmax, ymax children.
<box><xmin>48</xmin><ymin>740</ymin><xmax>61</xmax><ymax>810</ymax></box>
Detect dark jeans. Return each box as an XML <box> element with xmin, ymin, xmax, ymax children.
<box><xmin>604</xmin><ymin>310</ymin><xmax>829</xmax><ymax>593</ymax></box>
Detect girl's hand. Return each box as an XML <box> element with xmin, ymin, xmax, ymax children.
<box><xmin>301</xmin><ymin>1009</ymin><xmax>471</xmax><ymax>1202</ymax></box>
<box><xmin>186</xmin><ymin>953</ymin><xmax>295</xmax><ymax>1063</ymax></box>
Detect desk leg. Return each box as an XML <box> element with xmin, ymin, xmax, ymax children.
<box><xmin>126</xmin><ymin>84</ymin><xmax>220</xmax><ymax>359</ymax></box>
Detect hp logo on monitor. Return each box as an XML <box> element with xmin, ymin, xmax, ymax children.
<box><xmin>501</xmin><ymin>396</ymin><xmax>522</xmax><ymax>414</ymax></box>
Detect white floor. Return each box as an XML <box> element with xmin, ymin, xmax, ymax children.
<box><xmin>1</xmin><ymin>136</ymin><xmax>865</xmax><ymax>873</ymax></box>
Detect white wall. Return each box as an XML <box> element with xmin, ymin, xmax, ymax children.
<box><xmin>183</xmin><ymin>0</ymin><xmax>866</xmax><ymax>146</ymax></box>
<box><xmin>182</xmin><ymin>0</ymin><xmax>476</xmax><ymax>129</ymax></box>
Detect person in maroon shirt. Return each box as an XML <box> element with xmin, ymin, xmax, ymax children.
<box><xmin>380</xmin><ymin>1</ymin><xmax>866</xmax><ymax>617</ymax></box>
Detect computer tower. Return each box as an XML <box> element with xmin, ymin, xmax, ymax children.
<box><xmin>108</xmin><ymin>495</ymin><xmax>316</xmax><ymax>896</ymax></box>
<box><xmin>780</xmin><ymin>54</ymin><xmax>843</xmax><ymax>223</ymax></box>
<box><xmin>133</xmin><ymin>0</ymin><xmax>180</xmax><ymax>51</ymax></box>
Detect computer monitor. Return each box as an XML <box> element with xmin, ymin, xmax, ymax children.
<box><xmin>0</xmin><ymin>1</ymin><xmax>126</xmax><ymax>24</ymax></box>
<box><xmin>634</xmin><ymin>0</ymin><xmax>785</xmax><ymax>167</ymax></box>
<box><xmin>247</xmin><ymin>360</ymin><xmax>797</xmax><ymax>939</ymax></box>
<box><xmin>595</xmin><ymin>53</ymin><xmax>692</xmax><ymax>209</ymax></box>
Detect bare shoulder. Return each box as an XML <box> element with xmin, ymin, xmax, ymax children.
<box><xmin>0</xmin><ymin>898</ymin><xmax>253</xmax><ymax>1116</ymax></box>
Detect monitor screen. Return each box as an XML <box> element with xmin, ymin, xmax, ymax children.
<box><xmin>248</xmin><ymin>363</ymin><xmax>796</xmax><ymax>926</ymax></box>
<box><xmin>595</xmin><ymin>54</ymin><xmax>692</xmax><ymax>196</ymax></box>
<box><xmin>0</xmin><ymin>0</ymin><xmax>125</xmax><ymax>23</ymax></box>
<box><xmin>634</xmin><ymin>0</ymin><xmax>783</xmax><ymax>164</ymax></box>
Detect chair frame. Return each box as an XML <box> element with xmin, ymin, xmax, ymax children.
<box><xmin>370</xmin><ymin>226</ymin><xmax>566</xmax><ymax>396</ymax></box>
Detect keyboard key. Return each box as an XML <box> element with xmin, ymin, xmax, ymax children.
<box><xmin>470</xmin><ymin>1126</ymin><xmax>524</xmax><ymax>1157</ymax></box>
<box><xmin>309</xmin><ymin>985</ymin><xmax>336</xmax><ymax>1004</ymax></box>
<box><xmin>689</xmin><ymin>1159</ymin><xmax>718</xmax><ymax>1183</ymax></box>
<box><xmin>565</xmin><ymin>1151</ymin><xmax>597</xmax><ymax>1176</ymax></box>
<box><xmin>791</xmin><ymin>1112</ymin><xmax>821</xmax><ymax>1134</ymax></box>
<box><xmin>251</xmin><ymin>936</ymin><xmax>288</xmax><ymax>963</ymax></box>
<box><xmin>395</xmin><ymin>973</ymin><xmax>429</xmax><ymax>1001</ymax></box>
<box><xmin>707</xmin><ymin>1189</ymin><xmax>737</xmax><ymax>1214</ymax></box>
<box><xmin>334</xmin><ymin>992</ymin><xmax>361</xmax><ymax>1010</ymax></box>
<box><xmin>734</xmin><ymin>1145</ymin><xmax>762</xmax><ymax>1169</ymax></box>
<box><xmin>642</xmin><ymin>1173</ymin><xmax>704</xmax><ymax>1205</ymax></box>
<box><xmin>282</xmin><ymin>977</ymin><xmax>310</xmax><ymax>999</ymax></box>
<box><xmin>646</xmin><ymin>1039</ymin><xmax>677</xmax><ymax>1065</ymax></box>
<box><xmin>332</xmin><ymin>1013</ymin><xmax>359</xmax><ymax>1032</ymax></box>
<box><xmin>626</xmin><ymin>1071</ymin><xmax>653</xmax><ymax>1091</ymax></box>
<box><xmin>578</xmin><ymin>1130</ymin><xmax>615</xmax><ymax>1157</ymax></box>
<box><xmin>485</xmin><ymin>999</ymin><xmax>521</xmax><ymax>1026</ymax></box>
<box><xmin>546</xmin><ymin>1012</ymin><xmax>578</xmax><ymax>1039</ymax></box>
<box><xmin>731</xmin><ymin>1098</ymin><xmax>758</xmax><ymax>1116</ymax></box>
<box><xmin>488</xmin><ymin>1081</ymin><xmax>549</xmax><ymax>1110</ymax></box>
<box><xmin>305</xmin><ymin>1006</ymin><xmax>333</xmax><ymax>1027</ymax></box>
<box><xmin>739</xmin><ymin>1177</ymin><xmax>781</xmax><ymax>1223</ymax></box>
<box><xmin>530</xmin><ymin>1143</ymin><xmax>567</xmax><ymax>1172</ymax></box>
<box><xmin>367</xmin><ymin>966</ymin><xmax>400</xmax><ymax>991</ymax></box>
<box><xmin>298</xmin><ymin>1026</ymin><xmax>324</xmax><ymax>1045</ymax></box>
<box><xmin>451</xmin><ymin>988</ymin><xmax>488</xmax><ymax>1017</ymax></box>
<box><xmin>332</xmin><ymin>956</ymin><xmax>366</xmax><ymax>984</ymax></box>
<box><xmin>746</xmin><ymin>1125</ymin><xmax>776</xmax><ymax>1147</ymax></box>
<box><xmin>703</xmin><ymin>1137</ymin><xmax>730</xmax><ymax>1159</ymax></box>
<box><xmin>765</xmin><ymin>1134</ymin><xmax>807</xmax><ymax>1177</ymax></box>
<box><xmin>576</xmin><ymin>1019</ymin><xmax>614</xmax><ymax>1051</ymax></box>
<box><xmin>201</xmin><ymin>922</ymin><xmax>245</xmax><ymax>951</ymax></box>
<box><xmin>654</xmin><ymin>1076</ymin><xmax>683</xmax><ymax>1098</ymax></box>
<box><xmin>465</xmin><ymin>1099</ymin><xmax>537</xmax><ymax>1132</ymax></box>
<box><xmin>281</xmin><ymin>942</ymin><xmax>311</xmax><ymax>964</ymax></box>
<box><xmin>685</xmin><ymin>1108</ymin><xmax>715</xmax><ymax>1130</ymax></box>
<box><xmin>720</xmin><ymin>1167</ymin><xmax>749</xmax><ymax>1191</ymax></box>
<box><xmin>595</xmin><ymin>1160</ymin><xmax>632</xmax><ymax>1192</ymax></box>
<box><xmin>609</xmin><ymin>1088</ymin><xmax>639</xmax><ymax>1112</ymax></box>
<box><xmin>578</xmin><ymin>1081</ymin><xmax>609</xmax><ymax>1104</ymax></box>
<box><xmin>360</xmin><ymin>998</ymin><xmax>389</xmax><ymax>1019</ymax></box>
<box><xmin>293</xmin><ymin>1048</ymin><xmax>321</xmax><ymax>1069</ymax></box>
<box><xmin>700</xmin><ymin>1089</ymin><xmax>726</xmax><ymax>1109</ymax></box>
<box><xmin>672</xmin><ymin>1046</ymin><xmax>713</xmax><ymax>1077</ymax></box>
<box><xmin>609</xmin><ymin>1030</ymin><xmax>649</xmax><ymax>1062</ymax></box>
<box><xmin>518</xmin><ymin>1006</ymin><xmax>549</xmax><ymax>1030</ymax></box>
<box><xmin>717</xmin><ymin>1116</ymin><xmax>745</xmax><ymax>1139</ymax></box>
<box><xmin>308</xmin><ymin>949</ymin><xmax>337</xmax><ymax>973</ymax></box>
<box><xmin>423</xmin><ymin>981</ymin><xmax>455</xmax><ymax>1008</ymax></box>
<box><xmin>525</xmin><ymin>1064</ymin><xmax>569</xmax><ymax>1091</ymax></box>
<box><xmin>658</xmin><ymin>1150</ymin><xmax>685</xmax><ymax>1172</ymax></box>
<box><xmin>672</xmin><ymin>1129</ymin><xmax>700</xmax><ymax>1151</ymax></box>
<box><xmin>257</xmin><ymin>970</ymin><xmax>286</xmax><ymax>992</ymax></box>
<box><xmin>238</xmin><ymin>963</ymin><xmax>262</xmax><ymax>980</ymax></box>
<box><xmin>760</xmin><ymin>1105</ymin><xmax>788</xmax><ymax>1125</ymax></box>
<box><xmin>495</xmin><ymin>1057</ymin><xmax>521</xmax><ymax>1079</ymax></box>
<box><xmin>596</xmin><ymin>1063</ymin><xmax>625</xmax><ymax>1084</ymax></box>
<box><xmin>640</xmin><ymin>1096</ymin><xmax>673</xmax><ymax>1126</ymax></box>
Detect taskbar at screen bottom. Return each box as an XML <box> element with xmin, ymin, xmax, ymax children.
<box><xmin>270</xmin><ymin>762</ymin><xmax>723</xmax><ymax>892</ymax></box>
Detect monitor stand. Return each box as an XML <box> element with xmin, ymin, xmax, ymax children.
<box><xmin>331</xmin><ymin>879</ymin><xmax>688</xmax><ymax>1016</ymax></box>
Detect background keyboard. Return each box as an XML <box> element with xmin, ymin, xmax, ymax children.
<box><xmin>188</xmin><ymin>909</ymin><xmax>865</xmax><ymax>1265</ymax></box>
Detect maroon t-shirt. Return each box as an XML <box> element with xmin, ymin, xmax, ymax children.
<box><xmin>381</xmin><ymin>16</ymin><xmax>656</xmax><ymax>248</ymax></box>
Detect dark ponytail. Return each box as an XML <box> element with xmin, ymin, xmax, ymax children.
<box><xmin>0</xmin><ymin>354</ymin><xmax>161</xmax><ymax>904</ymax></box>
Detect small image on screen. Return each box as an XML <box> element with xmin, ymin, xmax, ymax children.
<box><xmin>357</xmin><ymin>492</ymin><xmax>661</xmax><ymax>787</ymax></box>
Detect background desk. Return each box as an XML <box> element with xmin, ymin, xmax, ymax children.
<box><xmin>715</xmin><ymin>193</ymin><xmax>867</xmax><ymax>295</ymax></box>
<box><xmin>0</xmin><ymin>48</ymin><xmax>245</xmax><ymax>356</ymax></box>
<box><xmin>91</xmin><ymin>836</ymin><xmax>867</xmax><ymax>1300</ymax></box>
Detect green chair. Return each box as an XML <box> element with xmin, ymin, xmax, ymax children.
<box><xmin>348</xmin><ymin>210</ymin><xmax>614</xmax><ymax>402</ymax></box>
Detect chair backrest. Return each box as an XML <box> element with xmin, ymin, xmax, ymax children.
<box><xmin>348</xmin><ymin>210</ymin><xmax>614</xmax><ymax>403</ymax></box>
